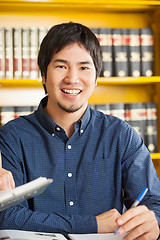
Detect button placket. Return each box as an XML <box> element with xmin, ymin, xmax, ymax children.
<box><xmin>65</xmin><ymin>141</ymin><xmax>77</xmax><ymax>213</ymax></box>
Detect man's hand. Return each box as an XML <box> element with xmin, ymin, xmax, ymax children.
<box><xmin>0</xmin><ymin>168</ymin><xmax>15</xmax><ymax>190</ymax></box>
<box><xmin>116</xmin><ymin>205</ymin><xmax>160</xmax><ymax>240</ymax></box>
<box><xmin>96</xmin><ymin>209</ymin><xmax>121</xmax><ymax>233</ymax></box>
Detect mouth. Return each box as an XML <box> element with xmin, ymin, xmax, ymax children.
<box><xmin>61</xmin><ymin>88</ymin><xmax>82</xmax><ymax>95</ymax></box>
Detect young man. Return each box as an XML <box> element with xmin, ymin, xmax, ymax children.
<box><xmin>0</xmin><ymin>22</ymin><xmax>159</xmax><ymax>239</ymax></box>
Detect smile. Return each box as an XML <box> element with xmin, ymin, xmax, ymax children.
<box><xmin>62</xmin><ymin>89</ymin><xmax>81</xmax><ymax>95</ymax></box>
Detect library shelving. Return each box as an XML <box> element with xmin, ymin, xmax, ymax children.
<box><xmin>0</xmin><ymin>0</ymin><xmax>160</xmax><ymax>176</ymax></box>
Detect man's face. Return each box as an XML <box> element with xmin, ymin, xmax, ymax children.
<box><xmin>42</xmin><ymin>42</ymin><xmax>96</xmax><ymax>114</ymax></box>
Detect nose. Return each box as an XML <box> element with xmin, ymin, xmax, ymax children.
<box><xmin>64</xmin><ymin>67</ymin><xmax>79</xmax><ymax>84</ymax></box>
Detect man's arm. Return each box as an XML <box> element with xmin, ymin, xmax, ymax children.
<box><xmin>0</xmin><ymin>203</ymin><xmax>97</xmax><ymax>234</ymax></box>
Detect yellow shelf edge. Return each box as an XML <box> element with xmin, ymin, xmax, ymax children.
<box><xmin>0</xmin><ymin>76</ymin><xmax>160</xmax><ymax>88</ymax></box>
<box><xmin>0</xmin><ymin>79</ymin><xmax>42</xmax><ymax>88</ymax></box>
<box><xmin>151</xmin><ymin>153</ymin><xmax>160</xmax><ymax>159</ymax></box>
<box><xmin>1</xmin><ymin>0</ymin><xmax>160</xmax><ymax>5</ymax></box>
<box><xmin>0</xmin><ymin>0</ymin><xmax>159</xmax><ymax>12</ymax></box>
<box><xmin>97</xmin><ymin>76</ymin><xmax>160</xmax><ymax>85</ymax></box>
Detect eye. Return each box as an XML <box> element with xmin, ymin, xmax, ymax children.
<box><xmin>81</xmin><ymin>66</ymin><xmax>89</xmax><ymax>70</ymax></box>
<box><xmin>56</xmin><ymin>65</ymin><xmax>66</xmax><ymax>69</ymax></box>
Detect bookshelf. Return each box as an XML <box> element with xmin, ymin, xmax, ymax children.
<box><xmin>0</xmin><ymin>0</ymin><xmax>160</xmax><ymax>176</ymax></box>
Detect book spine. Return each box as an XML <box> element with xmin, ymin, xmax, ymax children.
<box><xmin>95</xmin><ymin>104</ymin><xmax>110</xmax><ymax>115</ymax></box>
<box><xmin>98</xmin><ymin>28</ymin><xmax>113</xmax><ymax>77</ymax></box>
<box><xmin>5</xmin><ymin>28</ymin><xmax>13</xmax><ymax>79</ymax></box>
<box><xmin>145</xmin><ymin>102</ymin><xmax>158</xmax><ymax>153</ymax></box>
<box><xmin>121</xmin><ymin>28</ymin><xmax>129</xmax><ymax>76</ymax></box>
<box><xmin>29</xmin><ymin>27</ymin><xmax>39</xmax><ymax>79</ymax></box>
<box><xmin>22</xmin><ymin>28</ymin><xmax>30</xmax><ymax>79</ymax></box>
<box><xmin>125</xmin><ymin>102</ymin><xmax>147</xmax><ymax>141</ymax></box>
<box><xmin>128</xmin><ymin>28</ymin><xmax>141</xmax><ymax>77</ymax></box>
<box><xmin>140</xmin><ymin>28</ymin><xmax>154</xmax><ymax>77</ymax></box>
<box><xmin>110</xmin><ymin>103</ymin><xmax>125</xmax><ymax>120</ymax></box>
<box><xmin>112</xmin><ymin>28</ymin><xmax>128</xmax><ymax>77</ymax></box>
<box><xmin>14</xmin><ymin>106</ymin><xmax>32</xmax><ymax>118</ymax></box>
<box><xmin>0</xmin><ymin>27</ymin><xmax>5</xmax><ymax>79</ymax></box>
<box><xmin>0</xmin><ymin>106</ymin><xmax>15</xmax><ymax>126</ymax></box>
<box><xmin>13</xmin><ymin>28</ymin><xmax>22</xmax><ymax>79</ymax></box>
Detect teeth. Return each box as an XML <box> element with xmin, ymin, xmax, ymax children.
<box><xmin>63</xmin><ymin>89</ymin><xmax>81</xmax><ymax>95</ymax></box>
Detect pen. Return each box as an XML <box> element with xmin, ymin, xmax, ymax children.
<box><xmin>114</xmin><ymin>187</ymin><xmax>148</xmax><ymax>235</ymax></box>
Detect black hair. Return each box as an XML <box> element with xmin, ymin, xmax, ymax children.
<box><xmin>37</xmin><ymin>22</ymin><xmax>102</xmax><ymax>93</ymax></box>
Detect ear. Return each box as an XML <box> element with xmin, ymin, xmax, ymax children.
<box><xmin>42</xmin><ymin>74</ymin><xmax>46</xmax><ymax>84</ymax></box>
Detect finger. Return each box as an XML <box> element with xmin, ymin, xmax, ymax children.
<box><xmin>117</xmin><ymin>205</ymin><xmax>148</xmax><ymax>226</ymax></box>
<box><xmin>118</xmin><ymin>211</ymin><xmax>151</xmax><ymax>234</ymax></box>
<box><xmin>10</xmin><ymin>173</ymin><xmax>15</xmax><ymax>189</ymax></box>
<box><xmin>0</xmin><ymin>169</ymin><xmax>15</xmax><ymax>190</ymax></box>
<box><xmin>124</xmin><ymin>227</ymin><xmax>158</xmax><ymax>240</ymax></box>
<box><xmin>117</xmin><ymin>210</ymin><xmax>159</xmax><ymax>239</ymax></box>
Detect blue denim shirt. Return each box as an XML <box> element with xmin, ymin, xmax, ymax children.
<box><xmin>0</xmin><ymin>96</ymin><xmax>160</xmax><ymax>234</ymax></box>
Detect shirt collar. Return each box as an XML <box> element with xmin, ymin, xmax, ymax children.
<box><xmin>36</xmin><ymin>96</ymin><xmax>91</xmax><ymax>136</ymax></box>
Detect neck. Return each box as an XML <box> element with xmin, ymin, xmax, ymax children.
<box><xmin>44</xmin><ymin>100</ymin><xmax>87</xmax><ymax>138</ymax></box>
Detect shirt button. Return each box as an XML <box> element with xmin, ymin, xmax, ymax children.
<box><xmin>80</xmin><ymin>129</ymin><xmax>83</xmax><ymax>134</ymax></box>
<box><xmin>52</xmin><ymin>133</ymin><xmax>55</xmax><ymax>137</ymax></box>
<box><xmin>68</xmin><ymin>145</ymin><xmax>72</xmax><ymax>149</ymax></box>
<box><xmin>56</xmin><ymin>127</ymin><xmax>60</xmax><ymax>131</ymax></box>
<box><xmin>68</xmin><ymin>173</ymin><xmax>72</xmax><ymax>177</ymax></box>
<box><xmin>69</xmin><ymin>201</ymin><xmax>74</xmax><ymax>206</ymax></box>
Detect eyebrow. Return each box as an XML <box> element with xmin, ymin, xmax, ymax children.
<box><xmin>53</xmin><ymin>59</ymin><xmax>92</xmax><ymax>65</ymax></box>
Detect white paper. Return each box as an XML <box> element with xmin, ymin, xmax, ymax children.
<box><xmin>68</xmin><ymin>233</ymin><xmax>126</xmax><ymax>240</ymax></box>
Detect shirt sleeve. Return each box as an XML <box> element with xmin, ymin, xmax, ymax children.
<box><xmin>120</xmin><ymin>123</ymin><xmax>160</xmax><ymax>226</ymax></box>
<box><xmin>0</xmin><ymin>204</ymin><xmax>97</xmax><ymax>234</ymax></box>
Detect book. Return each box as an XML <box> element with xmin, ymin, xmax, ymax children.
<box><xmin>29</xmin><ymin>27</ymin><xmax>39</xmax><ymax>79</ymax></box>
<box><xmin>125</xmin><ymin>102</ymin><xmax>147</xmax><ymax>141</ymax></box>
<box><xmin>5</xmin><ymin>27</ymin><xmax>13</xmax><ymax>79</ymax></box>
<box><xmin>68</xmin><ymin>233</ymin><xmax>125</xmax><ymax>240</ymax></box>
<box><xmin>98</xmin><ymin>28</ymin><xmax>113</xmax><ymax>77</ymax></box>
<box><xmin>0</xmin><ymin>106</ymin><xmax>15</xmax><ymax>126</ymax></box>
<box><xmin>22</xmin><ymin>28</ymin><xmax>30</xmax><ymax>79</ymax></box>
<box><xmin>0</xmin><ymin>27</ymin><xmax>5</xmax><ymax>79</ymax></box>
<box><xmin>112</xmin><ymin>28</ymin><xmax>128</xmax><ymax>77</ymax></box>
<box><xmin>13</xmin><ymin>28</ymin><xmax>22</xmax><ymax>79</ymax></box>
<box><xmin>0</xmin><ymin>176</ymin><xmax>53</xmax><ymax>211</ymax></box>
<box><xmin>0</xmin><ymin>230</ymin><xmax>67</xmax><ymax>240</ymax></box>
<box><xmin>140</xmin><ymin>28</ymin><xmax>154</xmax><ymax>77</ymax></box>
<box><xmin>95</xmin><ymin>104</ymin><xmax>110</xmax><ymax>115</ymax></box>
<box><xmin>128</xmin><ymin>28</ymin><xmax>141</xmax><ymax>77</ymax></box>
<box><xmin>110</xmin><ymin>103</ymin><xmax>125</xmax><ymax>121</ymax></box>
<box><xmin>144</xmin><ymin>102</ymin><xmax>158</xmax><ymax>153</ymax></box>
<box><xmin>14</xmin><ymin>106</ymin><xmax>32</xmax><ymax>119</ymax></box>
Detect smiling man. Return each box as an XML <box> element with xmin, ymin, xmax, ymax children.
<box><xmin>0</xmin><ymin>22</ymin><xmax>160</xmax><ymax>240</ymax></box>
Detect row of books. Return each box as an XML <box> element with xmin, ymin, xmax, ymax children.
<box><xmin>0</xmin><ymin>27</ymin><xmax>48</xmax><ymax>80</ymax></box>
<box><xmin>0</xmin><ymin>26</ymin><xmax>154</xmax><ymax>80</ymax></box>
<box><xmin>91</xmin><ymin>27</ymin><xmax>154</xmax><ymax>77</ymax></box>
<box><xmin>0</xmin><ymin>106</ymin><xmax>37</xmax><ymax>127</ymax></box>
<box><xmin>0</xmin><ymin>102</ymin><xmax>158</xmax><ymax>153</ymax></box>
<box><xmin>89</xmin><ymin>102</ymin><xmax>158</xmax><ymax>153</ymax></box>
